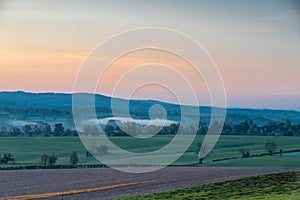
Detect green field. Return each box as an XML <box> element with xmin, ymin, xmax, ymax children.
<box><xmin>119</xmin><ymin>171</ymin><xmax>300</xmax><ymax>200</ymax></box>
<box><xmin>0</xmin><ymin>135</ymin><xmax>300</xmax><ymax>167</ymax></box>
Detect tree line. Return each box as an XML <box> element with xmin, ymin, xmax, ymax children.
<box><xmin>0</xmin><ymin>122</ymin><xmax>78</xmax><ymax>137</ymax></box>
<box><xmin>222</xmin><ymin>119</ymin><xmax>299</xmax><ymax>136</ymax></box>
<box><xmin>0</xmin><ymin>151</ymin><xmax>80</xmax><ymax>166</ymax></box>
<box><xmin>101</xmin><ymin>119</ymin><xmax>300</xmax><ymax>137</ymax></box>
<box><xmin>0</xmin><ymin>119</ymin><xmax>300</xmax><ymax>137</ymax></box>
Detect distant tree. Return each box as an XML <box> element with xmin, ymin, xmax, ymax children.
<box><xmin>0</xmin><ymin>153</ymin><xmax>15</xmax><ymax>164</ymax></box>
<box><xmin>32</xmin><ymin>124</ymin><xmax>42</xmax><ymax>135</ymax></box>
<box><xmin>105</xmin><ymin>125</ymin><xmax>115</xmax><ymax>136</ymax></box>
<box><xmin>9</xmin><ymin>127</ymin><xmax>22</xmax><ymax>136</ymax></box>
<box><xmin>46</xmin><ymin>155</ymin><xmax>57</xmax><ymax>166</ymax></box>
<box><xmin>199</xmin><ymin>157</ymin><xmax>204</xmax><ymax>164</ymax></box>
<box><xmin>40</xmin><ymin>154</ymin><xmax>48</xmax><ymax>166</ymax></box>
<box><xmin>265</xmin><ymin>142</ymin><xmax>277</xmax><ymax>156</ymax></box>
<box><xmin>70</xmin><ymin>151</ymin><xmax>79</xmax><ymax>166</ymax></box>
<box><xmin>86</xmin><ymin>151</ymin><xmax>93</xmax><ymax>157</ymax></box>
<box><xmin>158</xmin><ymin>124</ymin><xmax>180</xmax><ymax>135</ymax></box>
<box><xmin>23</xmin><ymin>125</ymin><xmax>33</xmax><ymax>136</ymax></box>
<box><xmin>71</xmin><ymin>130</ymin><xmax>78</xmax><ymax>137</ymax></box>
<box><xmin>43</xmin><ymin>123</ymin><xmax>52</xmax><ymax>136</ymax></box>
<box><xmin>41</xmin><ymin>154</ymin><xmax>57</xmax><ymax>166</ymax></box>
<box><xmin>53</xmin><ymin>123</ymin><xmax>64</xmax><ymax>136</ymax></box>
<box><xmin>169</xmin><ymin>123</ymin><xmax>179</xmax><ymax>135</ymax></box>
<box><xmin>0</xmin><ymin>127</ymin><xmax>8</xmax><ymax>135</ymax></box>
<box><xmin>158</xmin><ymin>126</ymin><xmax>169</xmax><ymax>135</ymax></box>
<box><xmin>196</xmin><ymin>142</ymin><xmax>204</xmax><ymax>164</ymax></box>
<box><xmin>63</xmin><ymin>129</ymin><xmax>72</xmax><ymax>136</ymax></box>
<box><xmin>239</xmin><ymin>148</ymin><xmax>250</xmax><ymax>158</ymax></box>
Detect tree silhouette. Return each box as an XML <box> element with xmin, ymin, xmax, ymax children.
<box><xmin>70</xmin><ymin>151</ymin><xmax>79</xmax><ymax>166</ymax></box>
<box><xmin>0</xmin><ymin>153</ymin><xmax>15</xmax><ymax>164</ymax></box>
<box><xmin>53</xmin><ymin>123</ymin><xmax>64</xmax><ymax>136</ymax></box>
<box><xmin>41</xmin><ymin>154</ymin><xmax>57</xmax><ymax>166</ymax></box>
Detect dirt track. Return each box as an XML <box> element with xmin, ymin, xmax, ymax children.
<box><xmin>0</xmin><ymin>167</ymin><xmax>297</xmax><ymax>200</ymax></box>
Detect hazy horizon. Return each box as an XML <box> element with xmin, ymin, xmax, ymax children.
<box><xmin>1</xmin><ymin>89</ymin><xmax>300</xmax><ymax>111</ymax></box>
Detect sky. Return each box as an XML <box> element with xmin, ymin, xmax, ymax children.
<box><xmin>0</xmin><ymin>0</ymin><xmax>300</xmax><ymax>110</ymax></box>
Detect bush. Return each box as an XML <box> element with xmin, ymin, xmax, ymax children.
<box><xmin>0</xmin><ymin>153</ymin><xmax>15</xmax><ymax>164</ymax></box>
<box><xmin>41</xmin><ymin>154</ymin><xmax>57</xmax><ymax>166</ymax></box>
<box><xmin>239</xmin><ymin>148</ymin><xmax>250</xmax><ymax>158</ymax></box>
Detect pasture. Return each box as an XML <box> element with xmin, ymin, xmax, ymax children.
<box><xmin>0</xmin><ymin>135</ymin><xmax>300</xmax><ymax>168</ymax></box>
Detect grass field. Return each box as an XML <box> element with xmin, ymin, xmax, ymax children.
<box><xmin>119</xmin><ymin>171</ymin><xmax>300</xmax><ymax>200</ymax></box>
<box><xmin>0</xmin><ymin>135</ymin><xmax>300</xmax><ymax>167</ymax></box>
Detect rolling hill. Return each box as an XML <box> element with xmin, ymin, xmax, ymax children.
<box><xmin>0</xmin><ymin>91</ymin><xmax>300</xmax><ymax>128</ymax></box>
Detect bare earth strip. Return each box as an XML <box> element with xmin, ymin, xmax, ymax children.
<box><xmin>0</xmin><ymin>167</ymin><xmax>297</xmax><ymax>200</ymax></box>
<box><xmin>0</xmin><ymin>180</ymin><xmax>159</xmax><ymax>200</ymax></box>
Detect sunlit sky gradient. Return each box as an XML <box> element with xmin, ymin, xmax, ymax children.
<box><xmin>0</xmin><ymin>0</ymin><xmax>300</xmax><ymax>110</ymax></box>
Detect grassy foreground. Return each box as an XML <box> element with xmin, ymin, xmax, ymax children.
<box><xmin>120</xmin><ymin>171</ymin><xmax>300</xmax><ymax>200</ymax></box>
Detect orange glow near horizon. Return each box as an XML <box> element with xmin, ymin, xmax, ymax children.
<box><xmin>0</xmin><ymin>1</ymin><xmax>299</xmax><ymax>109</ymax></box>
<box><xmin>1</xmin><ymin>48</ymin><xmax>299</xmax><ymax>99</ymax></box>
<box><xmin>0</xmin><ymin>50</ymin><xmax>86</xmax><ymax>92</ymax></box>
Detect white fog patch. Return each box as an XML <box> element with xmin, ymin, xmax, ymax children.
<box><xmin>88</xmin><ymin>117</ymin><xmax>178</xmax><ymax>127</ymax></box>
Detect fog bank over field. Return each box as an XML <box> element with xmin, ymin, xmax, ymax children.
<box><xmin>90</xmin><ymin>117</ymin><xmax>177</xmax><ymax>126</ymax></box>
